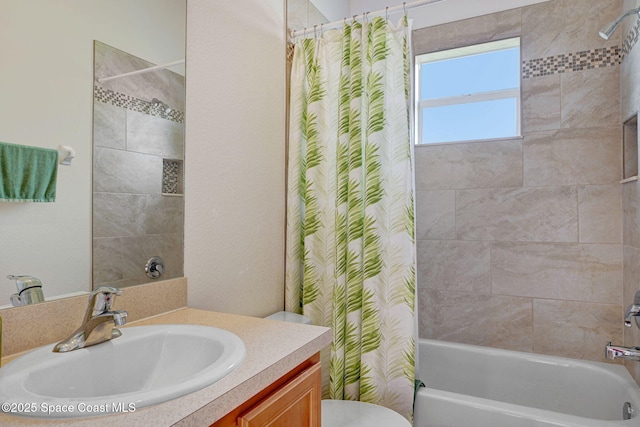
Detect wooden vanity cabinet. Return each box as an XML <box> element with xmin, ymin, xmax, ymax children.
<box><xmin>210</xmin><ymin>353</ymin><xmax>321</xmax><ymax>427</ymax></box>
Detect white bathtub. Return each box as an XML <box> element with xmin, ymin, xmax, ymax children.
<box><xmin>414</xmin><ymin>339</ymin><xmax>640</xmax><ymax>427</ymax></box>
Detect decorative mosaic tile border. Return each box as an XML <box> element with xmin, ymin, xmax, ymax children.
<box><xmin>162</xmin><ymin>159</ymin><xmax>182</xmax><ymax>195</ymax></box>
<box><xmin>522</xmin><ymin>16</ymin><xmax>640</xmax><ymax>79</ymax></box>
<box><xmin>94</xmin><ymin>86</ymin><xmax>185</xmax><ymax>124</ymax></box>
<box><xmin>522</xmin><ymin>46</ymin><xmax>620</xmax><ymax>79</ymax></box>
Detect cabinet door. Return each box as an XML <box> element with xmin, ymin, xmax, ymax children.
<box><xmin>237</xmin><ymin>362</ymin><xmax>321</xmax><ymax>427</ymax></box>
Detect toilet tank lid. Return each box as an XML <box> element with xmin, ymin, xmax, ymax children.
<box><xmin>265</xmin><ymin>311</ymin><xmax>312</xmax><ymax>325</ymax></box>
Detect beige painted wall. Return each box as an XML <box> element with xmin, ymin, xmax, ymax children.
<box><xmin>415</xmin><ymin>0</ymin><xmax>625</xmax><ymax>363</ymax></box>
<box><xmin>185</xmin><ymin>0</ymin><xmax>286</xmax><ymax>316</ymax></box>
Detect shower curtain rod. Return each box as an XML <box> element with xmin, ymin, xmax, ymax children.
<box><xmin>97</xmin><ymin>59</ymin><xmax>185</xmax><ymax>84</ymax></box>
<box><xmin>290</xmin><ymin>0</ymin><xmax>446</xmax><ymax>38</ymax></box>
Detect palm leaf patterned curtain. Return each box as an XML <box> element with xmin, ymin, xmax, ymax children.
<box><xmin>286</xmin><ymin>16</ymin><xmax>416</xmax><ymax>421</ymax></box>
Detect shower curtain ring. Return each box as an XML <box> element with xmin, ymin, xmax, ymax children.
<box><xmin>320</xmin><ymin>23</ymin><xmax>324</xmax><ymax>36</ymax></box>
<box><xmin>403</xmin><ymin>2</ymin><xmax>407</xmax><ymax>15</ymax></box>
<box><xmin>386</xmin><ymin>6</ymin><xmax>389</xmax><ymax>21</ymax></box>
<box><xmin>313</xmin><ymin>24</ymin><xmax>318</xmax><ymax>38</ymax></box>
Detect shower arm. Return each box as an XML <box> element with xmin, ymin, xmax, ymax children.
<box><xmin>599</xmin><ymin>8</ymin><xmax>640</xmax><ymax>40</ymax></box>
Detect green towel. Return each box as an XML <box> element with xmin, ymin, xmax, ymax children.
<box><xmin>0</xmin><ymin>142</ymin><xmax>58</xmax><ymax>202</ymax></box>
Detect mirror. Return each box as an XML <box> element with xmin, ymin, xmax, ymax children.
<box><xmin>0</xmin><ymin>0</ymin><xmax>186</xmax><ymax>308</ymax></box>
<box><xmin>93</xmin><ymin>40</ymin><xmax>185</xmax><ymax>290</ymax></box>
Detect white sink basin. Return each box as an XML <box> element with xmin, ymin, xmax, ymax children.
<box><xmin>0</xmin><ymin>324</ymin><xmax>245</xmax><ymax>419</ymax></box>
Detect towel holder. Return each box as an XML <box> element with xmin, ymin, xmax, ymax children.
<box><xmin>57</xmin><ymin>145</ymin><xmax>75</xmax><ymax>165</ymax></box>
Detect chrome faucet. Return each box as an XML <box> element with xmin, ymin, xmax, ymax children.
<box><xmin>625</xmin><ymin>291</ymin><xmax>640</xmax><ymax>328</ymax></box>
<box><xmin>53</xmin><ymin>287</ymin><xmax>128</xmax><ymax>353</ymax></box>
<box><xmin>605</xmin><ymin>342</ymin><xmax>640</xmax><ymax>361</ymax></box>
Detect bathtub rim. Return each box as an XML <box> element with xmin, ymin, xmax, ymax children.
<box><xmin>415</xmin><ymin>338</ymin><xmax>640</xmax><ymax>426</ymax></box>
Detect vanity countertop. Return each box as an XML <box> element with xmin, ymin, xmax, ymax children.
<box><xmin>0</xmin><ymin>308</ymin><xmax>332</xmax><ymax>426</ymax></box>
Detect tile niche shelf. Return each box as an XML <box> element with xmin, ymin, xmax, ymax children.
<box><xmin>162</xmin><ymin>158</ymin><xmax>184</xmax><ymax>196</ymax></box>
<box><xmin>622</xmin><ymin>114</ymin><xmax>638</xmax><ymax>184</ymax></box>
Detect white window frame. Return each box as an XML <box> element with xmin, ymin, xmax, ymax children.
<box><xmin>415</xmin><ymin>37</ymin><xmax>521</xmax><ymax>145</ymax></box>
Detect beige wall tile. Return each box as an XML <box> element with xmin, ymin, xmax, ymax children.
<box><xmin>417</xmin><ymin>240</ymin><xmax>491</xmax><ymax>293</ymax></box>
<box><xmin>127</xmin><ymin>111</ymin><xmax>185</xmax><ymax>159</ymax></box>
<box><xmin>561</xmin><ymin>66</ymin><xmax>621</xmax><ymax>129</ymax></box>
<box><xmin>621</xmin><ymin>21</ymin><xmax>640</xmax><ymax>120</ymax></box>
<box><xmin>622</xmin><ymin>1</ymin><xmax>640</xmax><ymax>382</ymax></box>
<box><xmin>522</xmin><ymin>74</ymin><xmax>561</xmax><ymax>132</ymax></box>
<box><xmin>413</xmin><ymin>0</ymin><xmax>629</xmax><ymax>365</ymax></box>
<box><xmin>145</xmin><ymin>194</ymin><xmax>184</xmax><ymax>235</ymax></box>
<box><xmin>624</xmin><ymin>245</ymin><xmax>640</xmax><ymax>315</ymax></box>
<box><xmin>456</xmin><ymin>186</ymin><xmax>578</xmax><ymax>242</ymax></box>
<box><xmin>94</xmin><ymin>146</ymin><xmax>163</xmax><ymax>194</ymax></box>
<box><xmin>93</xmin><ymin>101</ymin><xmax>126</xmax><ymax>149</ymax></box>
<box><xmin>121</xmin><ymin>234</ymin><xmax>184</xmax><ymax>281</ymax></box>
<box><xmin>93</xmin><ymin>237</ymin><xmax>124</xmax><ymax>284</ymax></box>
<box><xmin>93</xmin><ymin>193</ymin><xmax>147</xmax><ymax>238</ymax></box>
<box><xmin>579</xmin><ymin>185</ymin><xmax>623</xmax><ymax>243</ymax></box>
<box><xmin>623</xmin><ymin>181</ymin><xmax>640</xmax><ymax>248</ymax></box>
<box><xmin>533</xmin><ymin>299</ymin><xmax>622</xmax><ymax>362</ymax></box>
<box><xmin>523</xmin><ymin>127</ymin><xmax>622</xmax><ymax>186</ymax></box>
<box><xmin>416</xmin><ymin>190</ymin><xmax>455</xmax><ymax>240</ymax></box>
<box><xmin>492</xmin><ymin>242</ymin><xmax>622</xmax><ymax>304</ymax></box>
<box><xmin>415</xmin><ymin>140</ymin><xmax>523</xmax><ymax>190</ymax></box>
<box><xmin>623</xmin><ymin>245</ymin><xmax>640</xmax><ymax>380</ymax></box>
<box><xmin>418</xmin><ymin>288</ymin><xmax>533</xmax><ymax>352</ymax></box>
<box><xmin>412</xmin><ymin>9</ymin><xmax>521</xmax><ymax>55</ymax></box>
<box><xmin>521</xmin><ymin>0</ymin><xmax>621</xmax><ymax>60</ymax></box>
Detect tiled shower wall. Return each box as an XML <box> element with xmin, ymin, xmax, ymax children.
<box><xmin>414</xmin><ymin>0</ymin><xmax>625</xmax><ymax>363</ymax></box>
<box><xmin>622</xmin><ymin>0</ymin><xmax>640</xmax><ymax>380</ymax></box>
<box><xmin>92</xmin><ymin>41</ymin><xmax>185</xmax><ymax>289</ymax></box>
<box><xmin>287</xmin><ymin>0</ymin><xmax>328</xmax><ymax>32</ymax></box>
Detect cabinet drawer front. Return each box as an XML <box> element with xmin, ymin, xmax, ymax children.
<box><xmin>238</xmin><ymin>362</ymin><xmax>321</xmax><ymax>427</ymax></box>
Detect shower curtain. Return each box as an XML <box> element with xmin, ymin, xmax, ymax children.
<box><xmin>285</xmin><ymin>16</ymin><xmax>416</xmax><ymax>421</ymax></box>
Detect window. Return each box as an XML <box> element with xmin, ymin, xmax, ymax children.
<box><xmin>415</xmin><ymin>38</ymin><xmax>521</xmax><ymax>145</ymax></box>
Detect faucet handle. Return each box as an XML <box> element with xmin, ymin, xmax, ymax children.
<box><xmin>625</xmin><ymin>304</ymin><xmax>640</xmax><ymax>327</ymax></box>
<box><xmin>625</xmin><ymin>290</ymin><xmax>640</xmax><ymax>328</ymax></box>
<box><xmin>89</xmin><ymin>286</ymin><xmax>123</xmax><ymax>315</ymax></box>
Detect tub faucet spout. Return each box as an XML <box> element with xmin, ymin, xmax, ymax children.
<box><xmin>605</xmin><ymin>342</ymin><xmax>640</xmax><ymax>361</ymax></box>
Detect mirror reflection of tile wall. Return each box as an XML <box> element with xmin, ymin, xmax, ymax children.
<box><xmin>288</xmin><ymin>0</ymin><xmax>328</xmax><ymax>32</ymax></box>
<box><xmin>93</xmin><ymin>41</ymin><xmax>185</xmax><ymax>289</ymax></box>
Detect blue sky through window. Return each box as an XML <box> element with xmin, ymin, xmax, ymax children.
<box><xmin>420</xmin><ymin>47</ymin><xmax>520</xmax><ymax>100</ymax></box>
<box><xmin>422</xmin><ymin>98</ymin><xmax>518</xmax><ymax>144</ymax></box>
<box><xmin>417</xmin><ymin>38</ymin><xmax>521</xmax><ymax>144</ymax></box>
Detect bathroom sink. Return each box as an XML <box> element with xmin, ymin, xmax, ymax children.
<box><xmin>0</xmin><ymin>324</ymin><xmax>245</xmax><ymax>419</ymax></box>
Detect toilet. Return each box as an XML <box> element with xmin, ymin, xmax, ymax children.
<box><xmin>265</xmin><ymin>310</ymin><xmax>313</xmax><ymax>324</ymax></box>
<box><xmin>265</xmin><ymin>311</ymin><xmax>412</xmax><ymax>427</ymax></box>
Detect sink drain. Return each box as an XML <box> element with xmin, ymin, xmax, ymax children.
<box><xmin>624</xmin><ymin>402</ymin><xmax>635</xmax><ymax>420</ymax></box>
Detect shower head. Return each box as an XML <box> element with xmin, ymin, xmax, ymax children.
<box><xmin>599</xmin><ymin>7</ymin><xmax>640</xmax><ymax>40</ymax></box>
<box><xmin>151</xmin><ymin>98</ymin><xmax>173</xmax><ymax>114</ymax></box>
